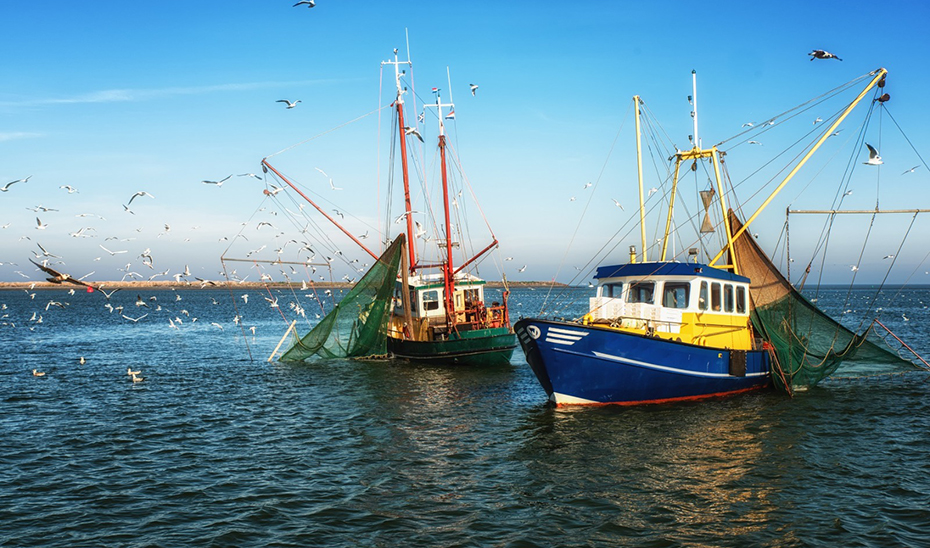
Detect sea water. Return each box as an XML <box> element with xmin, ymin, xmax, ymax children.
<box><xmin>1</xmin><ymin>286</ymin><xmax>929</xmax><ymax>547</ymax></box>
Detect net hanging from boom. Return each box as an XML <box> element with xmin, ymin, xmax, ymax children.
<box><xmin>279</xmin><ymin>235</ymin><xmax>404</xmax><ymax>362</ymax></box>
<box><xmin>727</xmin><ymin>211</ymin><xmax>918</xmax><ymax>391</ymax></box>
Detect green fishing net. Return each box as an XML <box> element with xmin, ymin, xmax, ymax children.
<box><xmin>279</xmin><ymin>235</ymin><xmax>403</xmax><ymax>361</ymax></box>
<box><xmin>728</xmin><ymin>211</ymin><xmax>918</xmax><ymax>391</ymax></box>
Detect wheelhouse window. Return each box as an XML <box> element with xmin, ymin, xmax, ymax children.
<box><xmin>422</xmin><ymin>290</ymin><xmax>440</xmax><ymax>311</ymax></box>
<box><xmin>602</xmin><ymin>282</ymin><xmax>623</xmax><ymax>299</ymax></box>
<box><xmin>463</xmin><ymin>288</ymin><xmax>481</xmax><ymax>308</ymax></box>
<box><xmin>628</xmin><ymin>282</ymin><xmax>654</xmax><ymax>304</ymax></box>
<box><xmin>724</xmin><ymin>284</ymin><xmax>734</xmax><ymax>313</ymax></box>
<box><xmin>699</xmin><ymin>281</ymin><xmax>708</xmax><ymax>311</ymax></box>
<box><xmin>711</xmin><ymin>282</ymin><xmax>722</xmax><ymax>311</ymax></box>
<box><xmin>662</xmin><ymin>282</ymin><xmax>690</xmax><ymax>309</ymax></box>
<box><xmin>736</xmin><ymin>285</ymin><xmax>747</xmax><ymax>314</ymax></box>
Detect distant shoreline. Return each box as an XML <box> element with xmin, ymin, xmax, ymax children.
<box><xmin>0</xmin><ymin>280</ymin><xmax>570</xmax><ymax>291</ymax></box>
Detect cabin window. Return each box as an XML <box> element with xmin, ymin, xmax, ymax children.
<box><xmin>736</xmin><ymin>286</ymin><xmax>747</xmax><ymax>314</ymax></box>
<box><xmin>699</xmin><ymin>281</ymin><xmax>708</xmax><ymax>311</ymax></box>
<box><xmin>603</xmin><ymin>282</ymin><xmax>623</xmax><ymax>299</ymax></box>
<box><xmin>711</xmin><ymin>282</ymin><xmax>722</xmax><ymax>311</ymax></box>
<box><xmin>422</xmin><ymin>290</ymin><xmax>440</xmax><ymax>311</ymax></box>
<box><xmin>463</xmin><ymin>288</ymin><xmax>480</xmax><ymax>308</ymax></box>
<box><xmin>628</xmin><ymin>282</ymin><xmax>654</xmax><ymax>304</ymax></box>
<box><xmin>662</xmin><ymin>282</ymin><xmax>690</xmax><ymax>309</ymax></box>
<box><xmin>724</xmin><ymin>284</ymin><xmax>734</xmax><ymax>312</ymax></box>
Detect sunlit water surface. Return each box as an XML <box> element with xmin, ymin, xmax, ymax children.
<box><xmin>2</xmin><ymin>286</ymin><xmax>929</xmax><ymax>547</ymax></box>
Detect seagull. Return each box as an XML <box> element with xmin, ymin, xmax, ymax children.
<box><xmin>99</xmin><ymin>244</ymin><xmax>127</xmax><ymax>256</ymax></box>
<box><xmin>902</xmin><ymin>166</ymin><xmax>920</xmax><ymax>175</ymax></box>
<box><xmin>35</xmin><ymin>217</ymin><xmax>48</xmax><ymax>230</ymax></box>
<box><xmin>747</xmin><ymin>140</ymin><xmax>762</xmax><ymax>145</ymax></box>
<box><xmin>809</xmin><ymin>49</ymin><xmax>842</xmax><ymax>61</ymax></box>
<box><xmin>293</xmin><ymin>0</ymin><xmax>315</xmax><ymax>7</ymax></box>
<box><xmin>135</xmin><ymin>295</ymin><xmax>149</xmax><ymax>308</ymax></box>
<box><xmin>844</xmin><ymin>190</ymin><xmax>853</xmax><ymax>196</ymax></box>
<box><xmin>864</xmin><ymin>143</ymin><xmax>883</xmax><ymax>165</ymax></box>
<box><xmin>883</xmin><ymin>254</ymin><xmax>895</xmax><ymax>260</ymax></box>
<box><xmin>583</xmin><ymin>182</ymin><xmax>592</xmax><ymax>189</ymax></box>
<box><xmin>99</xmin><ymin>288</ymin><xmax>121</xmax><ymax>300</ymax></box>
<box><xmin>127</xmin><ymin>191</ymin><xmax>155</xmax><ymax>205</ymax></box>
<box><xmin>277</xmin><ymin>99</ymin><xmax>301</xmax><ymax>109</ymax></box>
<box><xmin>1</xmin><ymin>176</ymin><xmax>30</xmax><ymax>192</ymax></box>
<box><xmin>393</xmin><ymin>211</ymin><xmax>422</xmax><ymax>224</ymax></box>
<box><xmin>239</xmin><ymin>173</ymin><xmax>263</xmax><ymax>180</ymax></box>
<box><xmin>130</xmin><ymin>373</ymin><xmax>145</xmax><ymax>383</ymax></box>
<box><xmin>569</xmin><ymin>196</ymin><xmax>576</xmax><ymax>202</ymax></box>
<box><xmin>332</xmin><ymin>209</ymin><xmax>344</xmax><ymax>219</ymax></box>
<box><xmin>33</xmin><ymin>369</ymin><xmax>46</xmax><ymax>377</ymax></box>
<box><xmin>202</xmin><ymin>175</ymin><xmax>232</xmax><ymax>186</ymax></box>
<box><xmin>122</xmin><ymin>313</ymin><xmax>148</xmax><ymax>322</ymax></box>
<box><xmin>329</xmin><ymin>178</ymin><xmax>342</xmax><ymax>191</ymax></box>
<box><xmin>211</xmin><ymin>322</ymin><xmax>224</xmax><ymax>330</ymax></box>
<box><xmin>263</xmin><ymin>185</ymin><xmax>284</xmax><ymax>197</ymax></box>
<box><xmin>518</xmin><ymin>265</ymin><xmax>527</xmax><ymax>273</ymax></box>
<box><xmin>127</xmin><ymin>367</ymin><xmax>141</xmax><ymax>376</ymax></box>
<box><xmin>60</xmin><ymin>185</ymin><xmax>79</xmax><ymax>194</ymax></box>
<box><xmin>813</xmin><ymin>117</ymin><xmax>823</xmax><ymax>124</ymax></box>
<box><xmin>469</xmin><ymin>83</ymin><xmax>479</xmax><ymax>96</ymax></box>
<box><xmin>611</xmin><ymin>199</ymin><xmax>624</xmax><ymax>210</ymax></box>
<box><xmin>241</xmin><ymin>294</ymin><xmax>249</xmax><ymax>304</ymax></box>
<box><xmin>79</xmin><ymin>356</ymin><xmax>85</xmax><ymax>365</ymax></box>
<box><xmin>504</xmin><ymin>257</ymin><xmax>514</xmax><ymax>261</ymax></box>
<box><xmin>404</xmin><ymin>126</ymin><xmax>424</xmax><ymax>142</ymax></box>
<box><xmin>741</xmin><ymin>122</ymin><xmax>754</xmax><ymax>128</ymax></box>
<box><xmin>647</xmin><ymin>187</ymin><xmax>658</xmax><ymax>197</ymax></box>
<box><xmin>850</xmin><ymin>265</ymin><xmax>859</xmax><ymax>272</ymax></box>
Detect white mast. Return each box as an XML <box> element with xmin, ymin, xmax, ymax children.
<box><xmin>691</xmin><ymin>69</ymin><xmax>699</xmax><ymax>149</ymax></box>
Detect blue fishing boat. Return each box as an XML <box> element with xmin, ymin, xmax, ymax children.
<box><xmin>516</xmin><ymin>68</ymin><xmax>910</xmax><ymax>405</ymax></box>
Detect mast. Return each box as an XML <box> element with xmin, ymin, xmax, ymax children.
<box><xmin>382</xmin><ymin>48</ymin><xmax>417</xmax><ymax>272</ymax></box>
<box><xmin>634</xmin><ymin>96</ymin><xmax>647</xmax><ymax>262</ymax></box>
<box><xmin>430</xmin><ymin>87</ymin><xmax>457</xmax><ymax>329</ymax></box>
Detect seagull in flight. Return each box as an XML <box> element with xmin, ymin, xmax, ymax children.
<box><xmin>59</xmin><ymin>185</ymin><xmax>79</xmax><ymax>194</ymax></box>
<box><xmin>35</xmin><ymin>217</ymin><xmax>48</xmax><ymax>230</ymax></box>
<box><xmin>127</xmin><ymin>191</ymin><xmax>155</xmax><ymax>205</ymax></box>
<box><xmin>1</xmin><ymin>176</ymin><xmax>31</xmax><ymax>192</ymax></box>
<box><xmin>404</xmin><ymin>126</ymin><xmax>424</xmax><ymax>142</ymax></box>
<box><xmin>864</xmin><ymin>143</ymin><xmax>883</xmax><ymax>165</ymax></box>
<box><xmin>99</xmin><ymin>244</ymin><xmax>128</xmax><ymax>256</ymax></box>
<box><xmin>747</xmin><ymin>140</ymin><xmax>762</xmax><ymax>145</ymax></box>
<box><xmin>583</xmin><ymin>182</ymin><xmax>592</xmax><ymax>189</ymax></box>
<box><xmin>741</xmin><ymin>122</ymin><xmax>754</xmax><ymax>128</ymax></box>
<box><xmin>394</xmin><ymin>211</ymin><xmax>422</xmax><ymax>224</ymax></box>
<box><xmin>202</xmin><ymin>175</ymin><xmax>232</xmax><ymax>186</ymax></box>
<box><xmin>469</xmin><ymin>83</ymin><xmax>479</xmax><ymax>96</ymax></box>
<box><xmin>809</xmin><ymin>49</ymin><xmax>842</xmax><ymax>61</ymax></box>
<box><xmin>29</xmin><ymin>259</ymin><xmax>96</xmax><ymax>289</ymax></box>
<box><xmin>293</xmin><ymin>0</ymin><xmax>315</xmax><ymax>7</ymax></box>
<box><xmin>518</xmin><ymin>265</ymin><xmax>527</xmax><ymax>273</ymax></box>
<box><xmin>611</xmin><ymin>199</ymin><xmax>624</xmax><ymax>210</ymax></box>
<box><xmin>277</xmin><ymin>99</ymin><xmax>301</xmax><ymax>109</ymax></box>
<box><xmin>238</xmin><ymin>173</ymin><xmax>263</xmax><ymax>180</ymax></box>
<box><xmin>902</xmin><ymin>166</ymin><xmax>920</xmax><ymax>175</ymax></box>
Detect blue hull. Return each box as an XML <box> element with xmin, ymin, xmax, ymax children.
<box><xmin>514</xmin><ymin>319</ymin><xmax>770</xmax><ymax>405</ymax></box>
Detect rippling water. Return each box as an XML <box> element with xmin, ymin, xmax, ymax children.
<box><xmin>2</xmin><ymin>286</ymin><xmax>929</xmax><ymax>547</ymax></box>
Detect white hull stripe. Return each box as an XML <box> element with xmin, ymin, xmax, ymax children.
<box><xmin>591</xmin><ymin>351</ymin><xmax>769</xmax><ymax>379</ymax></box>
<box><xmin>545</xmin><ymin>338</ymin><xmax>577</xmax><ymax>345</ymax></box>
<box><xmin>546</xmin><ymin>333</ymin><xmax>583</xmax><ymax>341</ymax></box>
<box><xmin>548</xmin><ymin>327</ymin><xmax>589</xmax><ymax>337</ymax></box>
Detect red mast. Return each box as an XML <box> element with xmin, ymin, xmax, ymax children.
<box><xmin>384</xmin><ymin>49</ymin><xmax>418</xmax><ymax>273</ymax></box>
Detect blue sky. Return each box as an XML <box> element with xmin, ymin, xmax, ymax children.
<box><xmin>3</xmin><ymin>1</ymin><xmax>930</xmax><ymax>285</ymax></box>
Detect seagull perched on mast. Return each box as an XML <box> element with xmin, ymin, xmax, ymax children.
<box><xmin>863</xmin><ymin>143</ymin><xmax>883</xmax><ymax>165</ymax></box>
<box><xmin>809</xmin><ymin>49</ymin><xmax>842</xmax><ymax>61</ymax></box>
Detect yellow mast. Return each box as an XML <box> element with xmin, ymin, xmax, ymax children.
<box><xmin>634</xmin><ymin>95</ymin><xmax>646</xmax><ymax>262</ymax></box>
<box><xmin>708</xmin><ymin>67</ymin><xmax>888</xmax><ymax>268</ymax></box>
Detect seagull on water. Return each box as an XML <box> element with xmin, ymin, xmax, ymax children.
<box><xmin>277</xmin><ymin>99</ymin><xmax>301</xmax><ymax>109</ymax></box>
<box><xmin>809</xmin><ymin>49</ymin><xmax>842</xmax><ymax>61</ymax></box>
<box><xmin>33</xmin><ymin>369</ymin><xmax>45</xmax><ymax>377</ymax></box>
<box><xmin>864</xmin><ymin>143</ymin><xmax>883</xmax><ymax>165</ymax></box>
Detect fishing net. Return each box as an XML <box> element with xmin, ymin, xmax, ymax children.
<box><xmin>279</xmin><ymin>235</ymin><xmax>404</xmax><ymax>361</ymax></box>
<box><xmin>728</xmin><ymin>211</ymin><xmax>918</xmax><ymax>391</ymax></box>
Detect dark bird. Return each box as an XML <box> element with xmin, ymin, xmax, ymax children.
<box><xmin>29</xmin><ymin>259</ymin><xmax>96</xmax><ymax>289</ymax></box>
<box><xmin>809</xmin><ymin>49</ymin><xmax>842</xmax><ymax>61</ymax></box>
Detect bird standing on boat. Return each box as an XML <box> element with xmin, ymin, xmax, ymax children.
<box><xmin>809</xmin><ymin>49</ymin><xmax>842</xmax><ymax>61</ymax></box>
<box><xmin>864</xmin><ymin>143</ymin><xmax>883</xmax><ymax>165</ymax></box>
